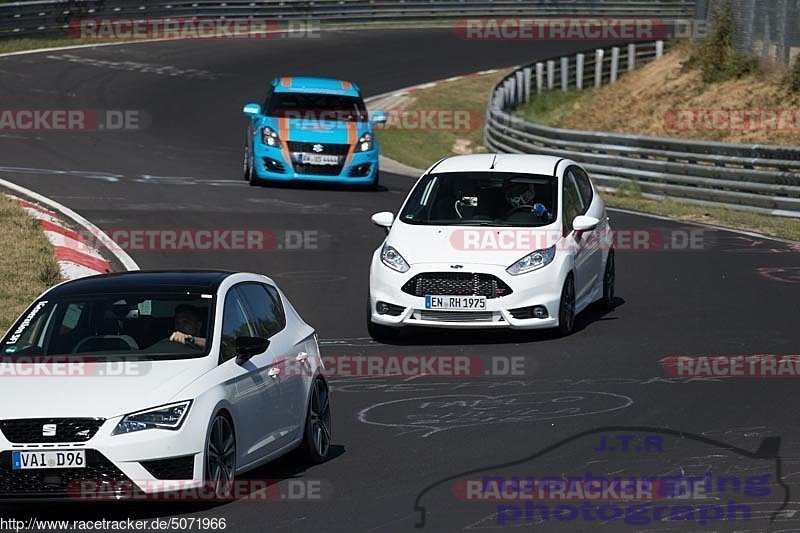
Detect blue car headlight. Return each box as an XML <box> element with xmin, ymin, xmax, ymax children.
<box><xmin>356</xmin><ymin>133</ymin><xmax>373</xmax><ymax>152</ymax></box>
<box><xmin>112</xmin><ymin>401</ymin><xmax>192</xmax><ymax>436</ymax></box>
<box><xmin>261</xmin><ymin>126</ymin><xmax>280</xmax><ymax>147</ymax></box>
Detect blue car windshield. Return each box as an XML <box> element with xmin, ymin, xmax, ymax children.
<box><xmin>1</xmin><ymin>293</ymin><xmax>214</xmax><ymax>360</ymax></box>
<box><xmin>400</xmin><ymin>172</ymin><xmax>557</xmax><ymax>227</ymax></box>
<box><xmin>265</xmin><ymin>92</ymin><xmax>368</xmax><ymax>122</ymax></box>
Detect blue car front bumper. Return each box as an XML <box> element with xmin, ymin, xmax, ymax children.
<box><xmin>253</xmin><ymin>144</ymin><xmax>379</xmax><ymax>184</ymax></box>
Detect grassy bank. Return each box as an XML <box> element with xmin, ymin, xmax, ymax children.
<box><xmin>515</xmin><ymin>43</ymin><xmax>800</xmax><ymax>146</ymax></box>
<box><xmin>0</xmin><ymin>196</ymin><xmax>61</xmax><ymax>332</ymax></box>
<box><xmin>377</xmin><ymin>71</ymin><xmax>505</xmax><ymax>169</ymax></box>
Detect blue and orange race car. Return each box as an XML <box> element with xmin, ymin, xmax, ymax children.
<box><xmin>242</xmin><ymin>76</ymin><xmax>385</xmax><ymax>188</ymax></box>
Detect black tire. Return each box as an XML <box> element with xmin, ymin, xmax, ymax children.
<box><xmin>366</xmin><ymin>298</ymin><xmax>397</xmax><ymax>341</ymax></box>
<box><xmin>204</xmin><ymin>413</ymin><xmax>236</xmax><ymax>500</ymax></box>
<box><xmin>243</xmin><ymin>145</ymin><xmax>253</xmax><ymax>181</ymax></box>
<box><xmin>555</xmin><ymin>274</ymin><xmax>576</xmax><ymax>337</ymax></box>
<box><xmin>296</xmin><ymin>378</ymin><xmax>332</xmax><ymax>464</ymax></box>
<box><xmin>601</xmin><ymin>249</ymin><xmax>616</xmax><ymax>309</ymax></box>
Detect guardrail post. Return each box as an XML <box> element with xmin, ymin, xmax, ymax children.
<box><xmin>576</xmin><ymin>53</ymin><xmax>585</xmax><ymax>89</ymax></box>
<box><xmin>610</xmin><ymin>47</ymin><xmax>620</xmax><ymax>83</ymax></box>
<box><xmin>627</xmin><ymin>43</ymin><xmax>636</xmax><ymax>71</ymax></box>
<box><xmin>546</xmin><ymin>60</ymin><xmax>555</xmax><ymax>90</ymax></box>
<box><xmin>523</xmin><ymin>66</ymin><xmax>532</xmax><ymax>103</ymax></box>
<box><xmin>560</xmin><ymin>57</ymin><xmax>569</xmax><ymax>91</ymax></box>
<box><xmin>594</xmin><ymin>49</ymin><xmax>604</xmax><ymax>87</ymax></box>
<box><xmin>516</xmin><ymin>71</ymin><xmax>524</xmax><ymax>104</ymax></box>
<box><xmin>494</xmin><ymin>88</ymin><xmax>504</xmax><ymax>110</ymax></box>
<box><xmin>535</xmin><ymin>63</ymin><xmax>544</xmax><ymax>94</ymax></box>
<box><xmin>506</xmin><ymin>79</ymin><xmax>516</xmax><ymax>106</ymax></box>
<box><xmin>776</xmin><ymin>0</ymin><xmax>790</xmax><ymax>63</ymax></box>
<box><xmin>656</xmin><ymin>40</ymin><xmax>664</xmax><ymax>58</ymax></box>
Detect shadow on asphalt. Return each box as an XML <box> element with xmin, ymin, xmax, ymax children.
<box><xmin>250</xmin><ymin>180</ymin><xmax>387</xmax><ymax>192</ymax></box>
<box><xmin>0</xmin><ymin>446</ymin><xmax>347</xmax><ymax>521</ymax></box>
<box><xmin>377</xmin><ymin>297</ymin><xmax>626</xmax><ymax>346</ymax></box>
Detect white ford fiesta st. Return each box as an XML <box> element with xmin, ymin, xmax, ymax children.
<box><xmin>0</xmin><ymin>271</ymin><xmax>331</xmax><ymax>500</ymax></box>
<box><xmin>367</xmin><ymin>154</ymin><xmax>615</xmax><ymax>340</ymax></box>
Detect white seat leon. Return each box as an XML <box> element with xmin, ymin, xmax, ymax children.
<box><xmin>0</xmin><ymin>270</ymin><xmax>331</xmax><ymax>501</ymax></box>
<box><xmin>367</xmin><ymin>154</ymin><xmax>615</xmax><ymax>340</ymax></box>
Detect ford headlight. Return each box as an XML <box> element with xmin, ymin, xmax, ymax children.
<box><xmin>112</xmin><ymin>401</ymin><xmax>192</xmax><ymax>435</ymax></box>
<box><xmin>381</xmin><ymin>244</ymin><xmax>410</xmax><ymax>273</ymax></box>
<box><xmin>261</xmin><ymin>126</ymin><xmax>280</xmax><ymax>147</ymax></box>
<box><xmin>506</xmin><ymin>245</ymin><xmax>556</xmax><ymax>275</ymax></box>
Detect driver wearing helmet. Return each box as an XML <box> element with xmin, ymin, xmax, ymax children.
<box><xmin>504</xmin><ymin>181</ymin><xmax>551</xmax><ymax>220</ymax></box>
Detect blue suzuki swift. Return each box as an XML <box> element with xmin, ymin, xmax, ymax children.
<box><xmin>242</xmin><ymin>77</ymin><xmax>385</xmax><ymax>188</ymax></box>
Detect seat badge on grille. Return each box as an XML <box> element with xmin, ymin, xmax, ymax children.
<box><xmin>42</xmin><ymin>424</ymin><xmax>57</xmax><ymax>437</ymax></box>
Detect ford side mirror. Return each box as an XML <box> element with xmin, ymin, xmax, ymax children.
<box><xmin>573</xmin><ymin>215</ymin><xmax>600</xmax><ymax>232</ymax></box>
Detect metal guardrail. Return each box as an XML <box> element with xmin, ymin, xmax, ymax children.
<box><xmin>484</xmin><ymin>41</ymin><xmax>800</xmax><ymax>217</ymax></box>
<box><xmin>0</xmin><ymin>0</ymin><xmax>697</xmax><ymax>39</ymax></box>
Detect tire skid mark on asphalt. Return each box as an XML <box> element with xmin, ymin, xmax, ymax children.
<box><xmin>45</xmin><ymin>54</ymin><xmax>219</xmax><ymax>80</ymax></box>
<box><xmin>330</xmin><ymin>376</ymin><xmax>720</xmax><ymax>394</ymax></box>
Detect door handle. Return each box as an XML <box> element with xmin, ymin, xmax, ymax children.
<box><xmin>296</xmin><ymin>352</ymin><xmax>309</xmax><ymax>366</ymax></box>
<box><xmin>268</xmin><ymin>367</ymin><xmax>281</xmax><ymax>379</ymax></box>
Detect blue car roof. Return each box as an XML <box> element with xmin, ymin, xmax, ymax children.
<box><xmin>272</xmin><ymin>77</ymin><xmax>361</xmax><ymax>97</ymax></box>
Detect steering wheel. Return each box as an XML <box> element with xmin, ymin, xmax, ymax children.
<box><xmin>506</xmin><ymin>205</ymin><xmax>538</xmax><ymax>215</ymax></box>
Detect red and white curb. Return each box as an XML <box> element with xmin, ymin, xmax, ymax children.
<box><xmin>11</xmin><ymin>195</ymin><xmax>112</xmax><ymax>280</ymax></box>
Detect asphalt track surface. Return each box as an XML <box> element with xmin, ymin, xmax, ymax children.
<box><xmin>0</xmin><ymin>28</ymin><xmax>799</xmax><ymax>532</ymax></box>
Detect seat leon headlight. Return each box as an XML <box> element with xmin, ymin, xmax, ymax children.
<box><xmin>112</xmin><ymin>401</ymin><xmax>192</xmax><ymax>436</ymax></box>
<box><xmin>506</xmin><ymin>245</ymin><xmax>556</xmax><ymax>275</ymax></box>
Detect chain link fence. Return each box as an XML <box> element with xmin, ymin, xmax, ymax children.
<box><xmin>698</xmin><ymin>0</ymin><xmax>800</xmax><ymax>64</ymax></box>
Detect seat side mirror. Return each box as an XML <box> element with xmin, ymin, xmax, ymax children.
<box><xmin>235</xmin><ymin>336</ymin><xmax>270</xmax><ymax>365</ymax></box>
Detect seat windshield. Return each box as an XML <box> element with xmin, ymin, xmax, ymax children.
<box><xmin>1</xmin><ymin>293</ymin><xmax>214</xmax><ymax>360</ymax></box>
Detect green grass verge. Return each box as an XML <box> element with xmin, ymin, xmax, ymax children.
<box><xmin>378</xmin><ymin>73</ymin><xmax>799</xmax><ymax>242</ymax></box>
<box><xmin>513</xmin><ymin>88</ymin><xmax>595</xmax><ymax>127</ymax></box>
<box><xmin>0</xmin><ymin>196</ymin><xmax>61</xmax><ymax>333</ymax></box>
<box><xmin>603</xmin><ymin>193</ymin><xmax>800</xmax><ymax>242</ymax></box>
<box><xmin>377</xmin><ymin>71</ymin><xmax>504</xmax><ymax>170</ymax></box>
